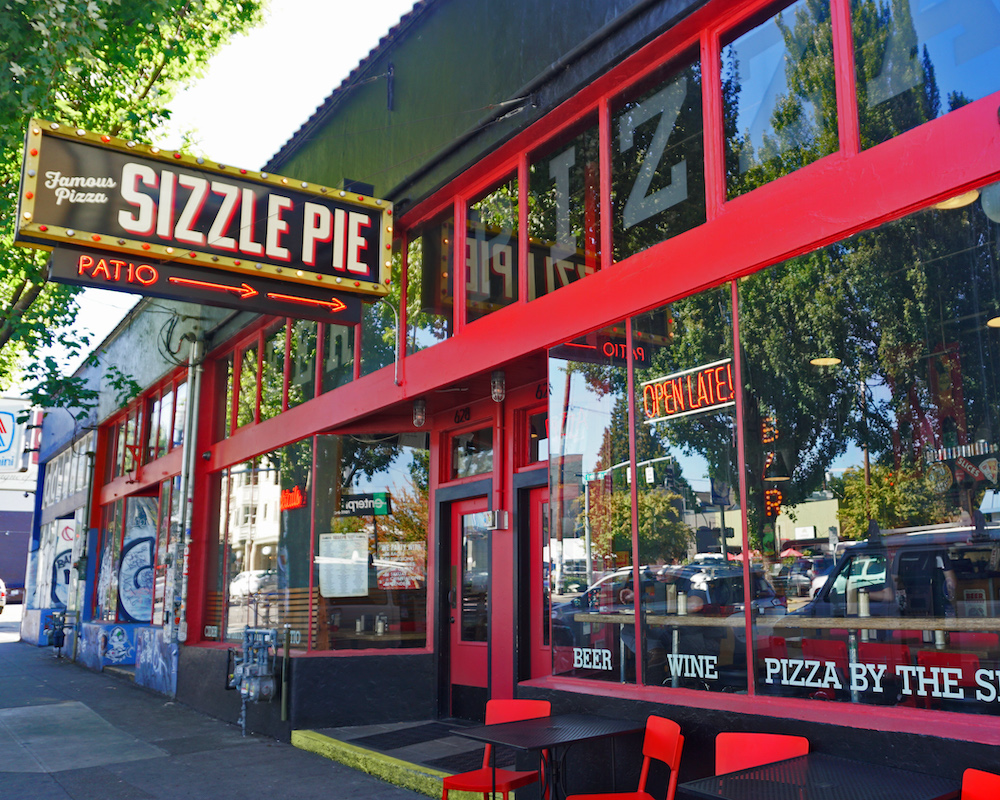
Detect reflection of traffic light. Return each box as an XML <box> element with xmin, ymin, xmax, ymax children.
<box><xmin>664</xmin><ymin>461</ymin><xmax>676</xmax><ymax>491</ymax></box>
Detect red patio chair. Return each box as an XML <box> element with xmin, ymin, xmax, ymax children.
<box><xmin>801</xmin><ymin>638</ymin><xmax>848</xmax><ymax>675</ymax></box>
<box><xmin>857</xmin><ymin>641</ymin><xmax>912</xmax><ymax>672</ymax></box>
<box><xmin>715</xmin><ymin>732</ymin><xmax>809</xmax><ymax>775</ymax></box>
<box><xmin>566</xmin><ymin>715</ymin><xmax>684</xmax><ymax>800</ymax></box>
<box><xmin>962</xmin><ymin>767</ymin><xmax>1000</xmax><ymax>800</ymax></box>
<box><xmin>916</xmin><ymin>650</ymin><xmax>981</xmax><ymax>709</ymax></box>
<box><xmin>950</xmin><ymin>631</ymin><xmax>999</xmax><ymax>650</ymax></box>
<box><xmin>441</xmin><ymin>699</ymin><xmax>551</xmax><ymax>800</ymax></box>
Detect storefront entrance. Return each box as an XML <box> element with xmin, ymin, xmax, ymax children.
<box><xmin>449</xmin><ymin>497</ymin><xmax>490</xmax><ymax>719</ymax></box>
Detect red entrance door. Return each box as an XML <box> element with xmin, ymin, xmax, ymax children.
<box><xmin>449</xmin><ymin>497</ymin><xmax>490</xmax><ymax>719</ymax></box>
<box><xmin>529</xmin><ymin>486</ymin><xmax>551</xmax><ymax>678</ymax></box>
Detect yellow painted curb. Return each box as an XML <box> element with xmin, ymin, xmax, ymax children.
<box><xmin>292</xmin><ymin>729</ymin><xmax>487</xmax><ymax>799</ymax></box>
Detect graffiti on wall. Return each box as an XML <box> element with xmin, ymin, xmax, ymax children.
<box><xmin>136</xmin><ymin>627</ymin><xmax>177</xmax><ymax>695</ymax></box>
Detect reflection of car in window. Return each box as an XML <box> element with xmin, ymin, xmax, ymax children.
<box><xmin>798</xmin><ymin>520</ymin><xmax>996</xmax><ymax>630</ymax></box>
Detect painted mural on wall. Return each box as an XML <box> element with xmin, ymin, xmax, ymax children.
<box><xmin>136</xmin><ymin>627</ymin><xmax>177</xmax><ymax>696</ymax></box>
<box><xmin>51</xmin><ymin>547</ymin><xmax>72</xmax><ymax>606</ymax></box>
<box><xmin>102</xmin><ymin>625</ymin><xmax>135</xmax><ymax>664</ymax></box>
<box><xmin>118</xmin><ymin>497</ymin><xmax>156</xmax><ymax>623</ymax></box>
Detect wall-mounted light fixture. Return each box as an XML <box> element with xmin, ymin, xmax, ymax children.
<box><xmin>413</xmin><ymin>398</ymin><xmax>426</xmax><ymax>428</ymax></box>
<box><xmin>491</xmin><ymin>369</ymin><xmax>505</xmax><ymax>403</ymax></box>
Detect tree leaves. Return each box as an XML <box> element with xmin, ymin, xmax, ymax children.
<box><xmin>0</xmin><ymin>0</ymin><xmax>265</xmax><ymax>411</ymax></box>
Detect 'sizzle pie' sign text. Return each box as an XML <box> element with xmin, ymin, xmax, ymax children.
<box><xmin>16</xmin><ymin>120</ymin><xmax>392</xmax><ymax>300</ymax></box>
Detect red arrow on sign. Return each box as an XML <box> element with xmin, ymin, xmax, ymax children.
<box><xmin>266</xmin><ymin>292</ymin><xmax>348</xmax><ymax>313</ymax></box>
<box><xmin>168</xmin><ymin>276</ymin><xmax>258</xmax><ymax>299</ymax></box>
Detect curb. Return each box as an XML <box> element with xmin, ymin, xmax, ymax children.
<box><xmin>293</xmin><ymin>729</ymin><xmax>483</xmax><ymax>798</ymax></box>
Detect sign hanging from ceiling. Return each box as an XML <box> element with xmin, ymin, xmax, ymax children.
<box><xmin>49</xmin><ymin>246</ymin><xmax>362</xmax><ymax>325</ymax></box>
<box><xmin>15</xmin><ymin>120</ymin><xmax>393</xmax><ymax>302</ymax></box>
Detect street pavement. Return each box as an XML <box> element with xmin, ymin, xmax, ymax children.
<box><xmin>0</xmin><ymin>605</ymin><xmax>426</xmax><ymax>799</ymax></box>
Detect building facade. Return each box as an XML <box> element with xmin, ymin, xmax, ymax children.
<box><xmin>27</xmin><ymin>0</ymin><xmax>1000</xmax><ymax>785</ymax></box>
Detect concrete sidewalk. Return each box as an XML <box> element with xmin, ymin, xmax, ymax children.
<box><xmin>0</xmin><ymin>606</ymin><xmax>429</xmax><ymax>800</ymax></box>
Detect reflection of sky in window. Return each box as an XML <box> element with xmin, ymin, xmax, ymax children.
<box><xmin>724</xmin><ymin>1</ymin><xmax>820</xmax><ymax>173</ymax></box>
<box><xmin>868</xmin><ymin>0</ymin><xmax>1000</xmax><ymax>110</ymax></box>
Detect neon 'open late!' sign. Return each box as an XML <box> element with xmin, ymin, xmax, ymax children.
<box><xmin>641</xmin><ymin>358</ymin><xmax>735</xmax><ymax>423</ymax></box>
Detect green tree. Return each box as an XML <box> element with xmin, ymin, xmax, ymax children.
<box><xmin>1</xmin><ymin>0</ymin><xmax>265</xmax><ymax>403</ymax></box>
<box><xmin>831</xmin><ymin>464</ymin><xmax>950</xmax><ymax>539</ymax></box>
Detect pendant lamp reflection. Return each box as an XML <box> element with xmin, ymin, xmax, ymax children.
<box><xmin>764</xmin><ymin>451</ymin><xmax>791</xmax><ymax>482</ymax></box>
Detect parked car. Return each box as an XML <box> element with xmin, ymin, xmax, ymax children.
<box><xmin>552</xmin><ymin>561</ymin><xmax>786</xmax><ymax>643</ymax></box>
<box><xmin>0</xmin><ymin>577</ymin><xmax>5</xmax><ymax>614</ymax></box>
<box><xmin>797</xmin><ymin>516</ymin><xmax>1000</xmax><ymax>635</ymax></box>
<box><xmin>6</xmin><ymin>583</ymin><xmax>24</xmax><ymax>604</ymax></box>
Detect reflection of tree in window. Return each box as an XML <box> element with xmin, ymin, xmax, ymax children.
<box><xmin>236</xmin><ymin>344</ymin><xmax>258</xmax><ymax>428</ymax></box>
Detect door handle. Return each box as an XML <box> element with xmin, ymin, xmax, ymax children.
<box><xmin>448</xmin><ymin>587</ymin><xmax>457</xmax><ymax>609</ymax></box>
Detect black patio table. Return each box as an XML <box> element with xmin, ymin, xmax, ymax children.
<box><xmin>677</xmin><ymin>752</ymin><xmax>959</xmax><ymax>800</ymax></box>
<box><xmin>453</xmin><ymin>712</ymin><xmax>645</xmax><ymax>799</ymax></box>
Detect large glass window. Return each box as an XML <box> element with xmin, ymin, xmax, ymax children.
<box><xmin>854</xmin><ymin>0</ymin><xmax>1000</xmax><ymax>149</ymax></box>
<box><xmin>466</xmin><ymin>176</ymin><xmax>519</xmax><ymax>323</ymax></box>
<box><xmin>742</xmin><ymin>186</ymin><xmax>1000</xmax><ymax>714</ymax></box>
<box><xmin>408</xmin><ymin>214</ymin><xmax>455</xmax><ymax>353</ymax></box>
<box><xmin>450</xmin><ymin>426</ymin><xmax>494</xmax><ymax>480</ymax></box>
<box><xmin>528</xmin><ymin>117</ymin><xmax>602</xmax><ymax>299</ymax></box>
<box><xmin>723</xmin><ymin>0</ymin><xmax>837</xmax><ymax>198</ymax></box>
<box><xmin>236</xmin><ymin>342</ymin><xmax>259</xmax><ymax>429</ymax></box>
<box><xmin>549</xmin><ymin>324</ymin><xmax>635</xmax><ymax>683</ymax></box>
<box><xmin>260</xmin><ymin>322</ymin><xmax>286</xmax><ymax>421</ymax></box>
<box><xmin>288</xmin><ymin>319</ymin><xmax>318</xmax><ymax>409</ymax></box>
<box><xmin>632</xmin><ymin>290</ymin><xmax>758</xmax><ymax>691</ymax></box>
<box><xmin>216</xmin><ymin>433</ymin><xmax>430</xmax><ymax>651</ymax></box>
<box><xmin>321</xmin><ymin>322</ymin><xmax>355</xmax><ymax>393</ymax></box>
<box><xmin>612</xmin><ymin>50</ymin><xmax>705</xmax><ymax>262</ymax></box>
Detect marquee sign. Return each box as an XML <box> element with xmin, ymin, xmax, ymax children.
<box><xmin>49</xmin><ymin>246</ymin><xmax>362</xmax><ymax>325</ymax></box>
<box><xmin>16</xmin><ymin>120</ymin><xmax>393</xmax><ymax>302</ymax></box>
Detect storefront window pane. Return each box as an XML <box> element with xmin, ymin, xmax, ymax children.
<box><xmin>95</xmin><ymin>499</ymin><xmax>123</xmax><ymax>621</ymax></box>
<box><xmin>260</xmin><ymin>322</ymin><xmax>286</xmax><ymax>422</ymax></box>
<box><xmin>236</xmin><ymin>343</ymin><xmax>258</xmax><ymax>429</ymax></box>
<box><xmin>723</xmin><ymin>0</ymin><xmax>837</xmax><ymax>199</ymax></box>
<box><xmin>159</xmin><ymin>388</ymin><xmax>173</xmax><ymax>457</ymax></box>
<box><xmin>450</xmin><ymin>426</ymin><xmax>494</xmax><ymax>480</ymax></box>
<box><xmin>359</xmin><ymin>300</ymin><xmax>395</xmax><ymax>378</ymax></box>
<box><xmin>467</xmin><ymin>176</ymin><xmax>519</xmax><ymax>323</ymax></box>
<box><xmin>173</xmin><ymin>380</ymin><xmax>187</xmax><ymax>449</ymax></box>
<box><xmin>528</xmin><ymin>118</ymin><xmax>601</xmax><ymax>299</ymax></box>
<box><xmin>223</xmin><ymin>442</ymin><xmax>312</xmax><ymax>648</ymax></box>
<box><xmin>854</xmin><ymin>0</ymin><xmax>1000</xmax><ymax>149</ymax></box>
<box><xmin>549</xmin><ymin>324</ymin><xmax>635</xmax><ymax>683</ymax></box>
<box><xmin>528</xmin><ymin>411</ymin><xmax>549</xmax><ymax>464</ymax></box>
<box><xmin>632</xmin><ymin>288</ymin><xmax>756</xmax><ymax>691</ymax></box>
<box><xmin>118</xmin><ymin>496</ymin><xmax>157</xmax><ymax>624</ymax></box>
<box><xmin>741</xmin><ymin>187</ymin><xmax>1000</xmax><ymax>714</ymax></box>
<box><xmin>408</xmin><ymin>215</ymin><xmax>455</xmax><ymax>354</ymax></box>
<box><xmin>321</xmin><ymin>323</ymin><xmax>355</xmax><ymax>393</ymax></box>
<box><xmin>312</xmin><ymin>433</ymin><xmax>429</xmax><ymax>650</ymax></box>
<box><xmin>612</xmin><ymin>51</ymin><xmax>705</xmax><ymax>262</ymax></box>
<box><xmin>152</xmin><ymin>479</ymin><xmax>171</xmax><ymax>626</ymax></box>
<box><xmin>288</xmin><ymin>319</ymin><xmax>318</xmax><ymax>409</ymax></box>
<box><xmin>146</xmin><ymin>395</ymin><xmax>162</xmax><ymax>462</ymax></box>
